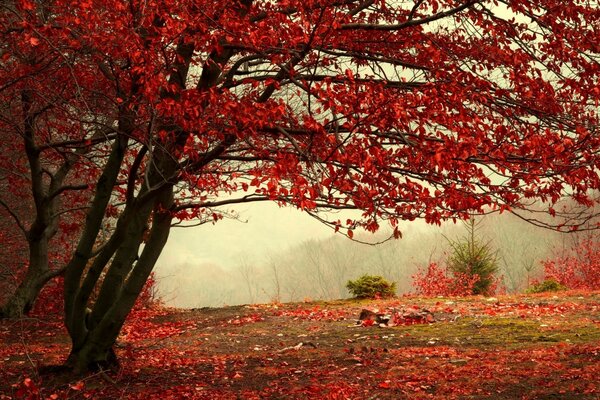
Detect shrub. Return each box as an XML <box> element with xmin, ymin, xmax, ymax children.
<box><xmin>346</xmin><ymin>274</ymin><xmax>396</xmax><ymax>299</ymax></box>
<box><xmin>412</xmin><ymin>262</ymin><xmax>481</xmax><ymax>297</ymax></box>
<box><xmin>526</xmin><ymin>278</ymin><xmax>567</xmax><ymax>294</ymax></box>
<box><xmin>541</xmin><ymin>238</ymin><xmax>600</xmax><ymax>290</ymax></box>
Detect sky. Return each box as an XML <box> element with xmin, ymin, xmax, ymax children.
<box><xmin>156</xmin><ymin>202</ymin><xmax>345</xmax><ymax>271</ymax></box>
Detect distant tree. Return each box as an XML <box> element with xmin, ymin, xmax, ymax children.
<box><xmin>1</xmin><ymin>0</ymin><xmax>599</xmax><ymax>373</ymax></box>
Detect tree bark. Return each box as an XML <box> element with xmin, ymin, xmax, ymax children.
<box><xmin>64</xmin><ymin>134</ymin><xmax>129</xmax><ymax>338</ymax></box>
<box><xmin>0</xmin><ymin>223</ymin><xmax>61</xmax><ymax>318</ymax></box>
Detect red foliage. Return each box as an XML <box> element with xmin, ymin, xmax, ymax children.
<box><xmin>271</xmin><ymin>306</ymin><xmax>350</xmax><ymax>321</ymax></box>
<box><xmin>30</xmin><ymin>277</ymin><xmax>64</xmax><ymax>317</ymax></box>
<box><xmin>121</xmin><ymin>312</ymin><xmax>195</xmax><ymax>342</ymax></box>
<box><xmin>12</xmin><ymin>378</ymin><xmax>38</xmax><ymax>400</ymax></box>
<box><xmin>412</xmin><ymin>262</ymin><xmax>480</xmax><ymax>297</ymax></box>
<box><xmin>542</xmin><ymin>239</ymin><xmax>600</xmax><ymax>290</ymax></box>
<box><xmin>225</xmin><ymin>314</ymin><xmax>265</xmax><ymax>326</ymax></box>
<box><xmin>133</xmin><ymin>272</ymin><xmax>161</xmax><ymax>311</ymax></box>
<box><xmin>2</xmin><ymin>0</ymin><xmax>599</xmax><ymax>237</ymax></box>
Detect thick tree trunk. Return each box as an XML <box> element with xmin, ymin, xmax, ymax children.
<box><xmin>64</xmin><ymin>135</ymin><xmax>129</xmax><ymax>339</ymax></box>
<box><xmin>65</xmin><ymin>340</ymin><xmax>120</xmax><ymax>373</ymax></box>
<box><xmin>62</xmin><ymin>27</ymin><xmax>234</xmax><ymax>373</ymax></box>
<box><xmin>65</xmin><ymin>185</ymin><xmax>174</xmax><ymax>373</ymax></box>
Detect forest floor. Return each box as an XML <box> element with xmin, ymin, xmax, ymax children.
<box><xmin>1</xmin><ymin>291</ymin><xmax>600</xmax><ymax>399</ymax></box>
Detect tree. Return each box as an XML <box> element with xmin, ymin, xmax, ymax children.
<box><xmin>446</xmin><ymin>217</ymin><xmax>499</xmax><ymax>295</ymax></box>
<box><xmin>1</xmin><ymin>0</ymin><xmax>599</xmax><ymax>373</ymax></box>
<box><xmin>0</xmin><ymin>139</ymin><xmax>92</xmax><ymax>317</ymax></box>
<box><xmin>0</xmin><ymin>0</ymin><xmax>100</xmax><ymax>317</ymax></box>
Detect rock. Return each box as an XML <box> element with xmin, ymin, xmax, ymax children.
<box><xmin>358</xmin><ymin>309</ymin><xmax>389</xmax><ymax>325</ymax></box>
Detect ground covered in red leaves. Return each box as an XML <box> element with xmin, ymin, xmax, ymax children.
<box><xmin>1</xmin><ymin>292</ymin><xmax>600</xmax><ymax>399</ymax></box>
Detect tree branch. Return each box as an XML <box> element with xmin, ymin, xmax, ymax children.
<box><xmin>340</xmin><ymin>0</ymin><xmax>479</xmax><ymax>30</ymax></box>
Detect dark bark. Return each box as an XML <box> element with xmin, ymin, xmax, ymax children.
<box><xmin>0</xmin><ymin>214</ymin><xmax>66</xmax><ymax>318</ymax></box>
<box><xmin>63</xmin><ymin>126</ymin><xmax>176</xmax><ymax>372</ymax></box>
<box><xmin>0</xmin><ymin>273</ymin><xmax>48</xmax><ymax>317</ymax></box>
<box><xmin>0</xmin><ymin>238</ymin><xmax>49</xmax><ymax>317</ymax></box>
<box><xmin>64</xmin><ymin>134</ymin><xmax>129</xmax><ymax>340</ymax></box>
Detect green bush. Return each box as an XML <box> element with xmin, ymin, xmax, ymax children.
<box><xmin>346</xmin><ymin>274</ymin><xmax>396</xmax><ymax>299</ymax></box>
<box><xmin>446</xmin><ymin>218</ymin><xmax>499</xmax><ymax>296</ymax></box>
<box><xmin>526</xmin><ymin>278</ymin><xmax>567</xmax><ymax>294</ymax></box>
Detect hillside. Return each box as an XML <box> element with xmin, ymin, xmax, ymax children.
<box><xmin>2</xmin><ymin>292</ymin><xmax>600</xmax><ymax>399</ymax></box>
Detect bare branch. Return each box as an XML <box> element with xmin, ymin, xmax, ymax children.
<box><xmin>0</xmin><ymin>197</ymin><xmax>28</xmax><ymax>235</ymax></box>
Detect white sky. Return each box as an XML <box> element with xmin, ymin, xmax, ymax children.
<box><xmin>157</xmin><ymin>202</ymin><xmax>345</xmax><ymax>271</ymax></box>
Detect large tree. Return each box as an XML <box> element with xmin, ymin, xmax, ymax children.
<box><xmin>1</xmin><ymin>0</ymin><xmax>599</xmax><ymax>372</ymax></box>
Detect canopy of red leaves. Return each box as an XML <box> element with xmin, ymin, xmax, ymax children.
<box><xmin>2</xmin><ymin>0</ymin><xmax>599</xmax><ymax>236</ymax></box>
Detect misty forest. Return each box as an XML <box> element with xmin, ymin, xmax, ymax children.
<box><xmin>157</xmin><ymin>211</ymin><xmax>578</xmax><ymax>308</ymax></box>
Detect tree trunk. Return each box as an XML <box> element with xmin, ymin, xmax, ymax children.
<box><xmin>0</xmin><ymin>273</ymin><xmax>56</xmax><ymax>318</ymax></box>
<box><xmin>0</xmin><ymin>235</ymin><xmax>59</xmax><ymax>318</ymax></box>
<box><xmin>0</xmin><ymin>280</ymin><xmax>40</xmax><ymax>318</ymax></box>
<box><xmin>62</xmin><ymin>26</ymin><xmax>234</xmax><ymax>372</ymax></box>
<box><xmin>65</xmin><ymin>338</ymin><xmax>120</xmax><ymax>373</ymax></box>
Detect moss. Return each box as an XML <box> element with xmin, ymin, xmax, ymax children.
<box><xmin>382</xmin><ymin>317</ymin><xmax>600</xmax><ymax>349</ymax></box>
<box><xmin>526</xmin><ymin>279</ymin><xmax>567</xmax><ymax>294</ymax></box>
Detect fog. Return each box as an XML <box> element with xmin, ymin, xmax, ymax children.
<box><xmin>154</xmin><ymin>202</ymin><xmax>572</xmax><ymax>308</ymax></box>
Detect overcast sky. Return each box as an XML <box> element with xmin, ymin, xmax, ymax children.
<box><xmin>157</xmin><ymin>203</ymin><xmax>344</xmax><ymax>271</ymax></box>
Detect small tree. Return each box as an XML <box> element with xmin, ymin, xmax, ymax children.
<box><xmin>446</xmin><ymin>218</ymin><xmax>499</xmax><ymax>296</ymax></box>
